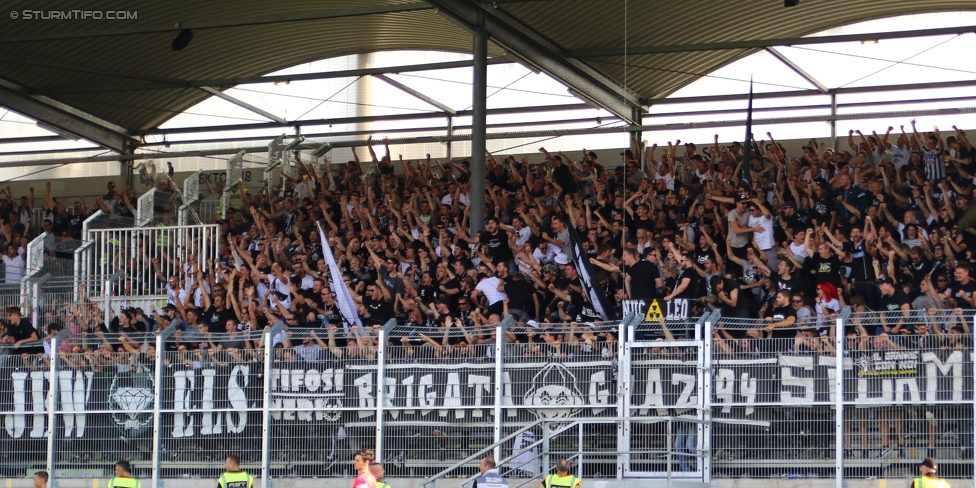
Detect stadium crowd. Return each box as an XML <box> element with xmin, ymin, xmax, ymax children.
<box><xmin>3</xmin><ymin>121</ymin><xmax>976</xmax><ymax>356</ymax></box>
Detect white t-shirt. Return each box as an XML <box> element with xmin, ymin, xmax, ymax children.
<box><xmin>441</xmin><ymin>193</ymin><xmax>470</xmax><ymax>208</ymax></box>
<box><xmin>748</xmin><ymin>214</ymin><xmax>775</xmax><ymax>251</ymax></box>
<box><xmin>789</xmin><ymin>241</ymin><xmax>809</xmax><ymax>262</ymax></box>
<box><xmin>165</xmin><ymin>284</ymin><xmax>188</xmax><ymax>306</ymax></box>
<box><xmin>475</xmin><ymin>276</ymin><xmax>507</xmax><ymax>306</ymax></box>
<box><xmin>514</xmin><ymin>226</ymin><xmax>532</xmax><ymax>247</ymax></box>
<box><xmin>533</xmin><ymin>244</ymin><xmax>560</xmax><ymax>265</ymax></box>
<box><xmin>3</xmin><ymin>254</ymin><xmax>25</xmax><ymax>284</ymax></box>
<box><xmin>816</xmin><ymin>298</ymin><xmax>842</xmax><ymax>329</ymax></box>
<box><xmin>890</xmin><ymin>146</ymin><xmax>912</xmax><ymax>168</ymax></box>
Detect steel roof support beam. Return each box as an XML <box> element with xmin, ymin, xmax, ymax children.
<box><xmin>0</xmin><ymin>85</ymin><xmax>135</xmax><ymax>153</ymax></box>
<box><xmin>16</xmin><ymin>103</ymin><xmax>976</xmax><ymax>168</ymax></box>
<box><xmin>765</xmin><ymin>47</ymin><xmax>828</xmax><ymax>94</ymax></box>
<box><xmin>372</xmin><ymin>74</ymin><xmax>456</xmax><ymax>115</ymax></box>
<box><xmin>134</xmin><ymin>102</ymin><xmax>591</xmax><ymax>136</ymax></box>
<box><xmin>29</xmin><ymin>57</ymin><xmax>516</xmax><ymax>96</ymax></box>
<box><xmin>199</xmin><ymin>87</ymin><xmax>287</xmax><ymax>123</ymax></box>
<box><xmin>572</xmin><ymin>24</ymin><xmax>976</xmax><ymax>56</ymax></box>
<box><xmin>649</xmin><ymin>78</ymin><xmax>976</xmax><ymax>106</ymax></box>
<box><xmin>427</xmin><ymin>0</ymin><xmax>642</xmax><ymax>124</ymax></box>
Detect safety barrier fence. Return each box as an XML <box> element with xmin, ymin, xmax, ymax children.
<box><xmin>82</xmin><ymin>224</ymin><xmax>220</xmax><ymax>301</ymax></box>
<box><xmin>0</xmin><ymin>311</ymin><xmax>972</xmax><ymax>487</ymax></box>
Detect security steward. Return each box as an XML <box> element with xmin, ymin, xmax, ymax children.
<box><xmin>537</xmin><ymin>459</ymin><xmax>581</xmax><ymax>488</ymax></box>
<box><xmin>370</xmin><ymin>463</ymin><xmax>391</xmax><ymax>488</ymax></box>
<box><xmin>911</xmin><ymin>458</ymin><xmax>949</xmax><ymax>488</ymax></box>
<box><xmin>218</xmin><ymin>455</ymin><xmax>254</xmax><ymax>488</ymax></box>
<box><xmin>108</xmin><ymin>461</ymin><xmax>140</xmax><ymax>488</ymax></box>
<box><xmin>473</xmin><ymin>457</ymin><xmax>508</xmax><ymax>488</ymax></box>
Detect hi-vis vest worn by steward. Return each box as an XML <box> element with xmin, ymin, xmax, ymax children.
<box><xmin>543</xmin><ymin>474</ymin><xmax>581</xmax><ymax>488</ymax></box>
<box><xmin>218</xmin><ymin>471</ymin><xmax>254</xmax><ymax>488</ymax></box>
<box><xmin>914</xmin><ymin>477</ymin><xmax>950</xmax><ymax>488</ymax></box>
<box><xmin>377</xmin><ymin>481</ymin><xmax>392</xmax><ymax>488</ymax></box>
<box><xmin>107</xmin><ymin>477</ymin><xmax>141</xmax><ymax>488</ymax></box>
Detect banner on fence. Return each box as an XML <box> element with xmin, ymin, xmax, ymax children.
<box><xmin>622</xmin><ymin>299</ymin><xmax>692</xmax><ymax>321</ymax></box>
<box><xmin>0</xmin><ymin>348</ymin><xmax>971</xmax><ymax>441</ymax></box>
<box><xmin>0</xmin><ymin>356</ymin><xmax>617</xmax><ymax>439</ymax></box>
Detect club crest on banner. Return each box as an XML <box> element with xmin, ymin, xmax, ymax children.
<box><xmin>108</xmin><ymin>370</ymin><xmax>154</xmax><ymax>436</ymax></box>
<box><xmin>522</xmin><ymin>363</ymin><xmax>584</xmax><ymax>426</ymax></box>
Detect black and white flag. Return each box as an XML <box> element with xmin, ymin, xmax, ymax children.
<box><xmin>316</xmin><ymin>222</ymin><xmax>364</xmax><ymax>336</ymax></box>
<box><xmin>567</xmin><ymin>223</ymin><xmax>611</xmax><ymax>320</ymax></box>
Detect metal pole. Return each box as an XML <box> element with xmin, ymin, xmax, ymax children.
<box><xmin>635</xmin><ymin>110</ymin><xmax>644</xmax><ymax>174</ymax></box>
<box><xmin>830</xmin><ymin>92</ymin><xmax>838</xmax><ymax>152</ymax></box>
<box><xmin>261</xmin><ymin>321</ymin><xmax>283</xmax><ymax>488</ymax></box>
<box><xmin>971</xmin><ymin>312</ymin><xmax>976</xmax><ymax>483</ymax></box>
<box><xmin>835</xmin><ymin>315</ymin><xmax>845</xmax><ymax>488</ymax></box>
<box><xmin>446</xmin><ymin>116</ymin><xmax>454</xmax><ymax>162</ymax></box>
<box><xmin>542</xmin><ymin>422</ymin><xmax>550</xmax><ymax>477</ymax></box>
<box><xmin>666</xmin><ymin>419</ymin><xmax>673</xmax><ymax>488</ymax></box>
<box><xmin>469</xmin><ymin>11</ymin><xmax>488</xmax><ymax>236</ymax></box>
<box><xmin>493</xmin><ymin>317</ymin><xmax>512</xmax><ymax>461</ymax></box>
<box><xmin>701</xmin><ymin>316</ymin><xmax>714</xmax><ymax>483</ymax></box>
<box><xmin>617</xmin><ymin>313</ymin><xmax>635</xmax><ymax>480</ymax></box>
<box><xmin>103</xmin><ymin>278</ymin><xmax>112</xmax><ymax>331</ymax></box>
<box><xmin>32</xmin><ymin>279</ymin><xmax>42</xmax><ymax>328</ymax></box>
<box><xmin>376</xmin><ymin>319</ymin><xmax>396</xmax><ymax>463</ymax></box>
<box><xmin>46</xmin><ymin>334</ymin><xmax>60</xmax><ymax>486</ymax></box>
<box><xmin>151</xmin><ymin>325</ymin><xmax>175</xmax><ymax>488</ymax></box>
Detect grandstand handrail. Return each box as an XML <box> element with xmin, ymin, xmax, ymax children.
<box><xmin>1</xmin><ymin>309</ymin><xmax>974</xmax><ymax>351</ymax></box>
<box><xmin>423</xmin><ymin>416</ymin><xmax>710</xmax><ymax>488</ymax></box>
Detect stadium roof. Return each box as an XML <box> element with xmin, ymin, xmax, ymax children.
<box><xmin>1</xmin><ymin>0</ymin><xmax>974</xmax><ymax>152</ymax></box>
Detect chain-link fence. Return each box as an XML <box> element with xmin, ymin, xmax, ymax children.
<box><xmin>0</xmin><ymin>312</ymin><xmax>973</xmax><ymax>484</ymax></box>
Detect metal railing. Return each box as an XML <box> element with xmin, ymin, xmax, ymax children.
<box><xmin>82</xmin><ymin>223</ymin><xmax>220</xmax><ymax>300</ymax></box>
<box><xmin>0</xmin><ymin>312</ymin><xmax>973</xmax><ymax>486</ymax></box>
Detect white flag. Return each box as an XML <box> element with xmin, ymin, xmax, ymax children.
<box><xmin>316</xmin><ymin>222</ymin><xmax>364</xmax><ymax>336</ymax></box>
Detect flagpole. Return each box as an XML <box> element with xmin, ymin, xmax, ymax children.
<box><xmin>741</xmin><ymin>76</ymin><xmax>755</xmax><ymax>189</ymax></box>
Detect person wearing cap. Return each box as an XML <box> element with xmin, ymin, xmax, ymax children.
<box><xmin>912</xmin><ymin>458</ymin><xmax>949</xmax><ymax>488</ymax></box>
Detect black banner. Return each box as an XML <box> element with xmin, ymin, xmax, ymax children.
<box><xmin>0</xmin><ymin>349</ymin><xmax>971</xmax><ymax>441</ymax></box>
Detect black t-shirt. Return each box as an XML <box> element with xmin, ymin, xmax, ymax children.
<box><xmin>417</xmin><ymin>284</ymin><xmax>440</xmax><ymax>305</ymax></box>
<box><xmin>774</xmin><ymin>274</ymin><xmax>800</xmax><ymax>294</ymax></box>
<box><xmin>810</xmin><ymin>198</ymin><xmax>835</xmax><ymax>224</ymax></box>
<box><xmin>843</xmin><ymin>240</ymin><xmax>875</xmax><ymax>282</ymax></box>
<box><xmin>203</xmin><ymin>306</ymin><xmax>237</xmax><ymax>333</ymax></box>
<box><xmin>947</xmin><ymin>279</ymin><xmax>976</xmax><ymax>308</ymax></box>
<box><xmin>767</xmin><ymin>306</ymin><xmax>797</xmax><ymax>340</ymax></box>
<box><xmin>363</xmin><ymin>295</ymin><xmax>394</xmax><ymax>324</ymax></box>
<box><xmin>905</xmin><ymin>258</ymin><xmax>932</xmax><ymax>292</ymax></box>
<box><xmin>675</xmin><ymin>267</ymin><xmax>701</xmax><ymax>299</ymax></box>
<box><xmin>4</xmin><ymin>319</ymin><xmax>38</xmax><ymax>342</ymax></box>
<box><xmin>882</xmin><ymin>289</ymin><xmax>911</xmax><ymax>313</ymax></box>
<box><xmin>479</xmin><ymin>229</ymin><xmax>514</xmax><ymax>264</ymax></box>
<box><xmin>504</xmin><ymin>279</ymin><xmax>538</xmax><ymax>313</ymax></box>
<box><xmin>810</xmin><ymin>254</ymin><xmax>842</xmax><ymax>288</ymax></box>
<box><xmin>628</xmin><ymin>260</ymin><xmax>661</xmax><ymax>300</ymax></box>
